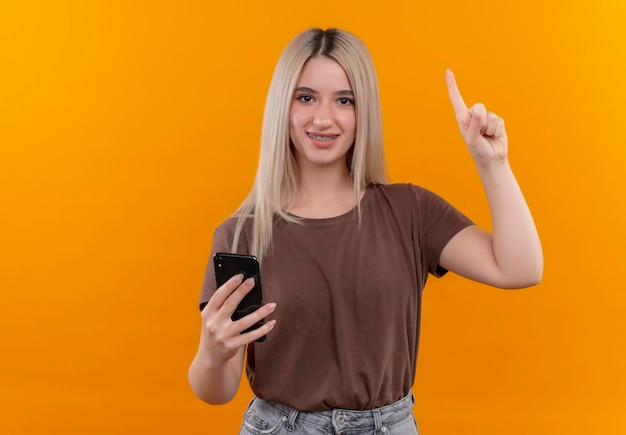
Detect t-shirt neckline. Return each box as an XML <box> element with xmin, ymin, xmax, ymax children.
<box><xmin>282</xmin><ymin>185</ymin><xmax>374</xmax><ymax>226</ymax></box>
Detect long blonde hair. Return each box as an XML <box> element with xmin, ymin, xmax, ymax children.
<box><xmin>232</xmin><ymin>28</ymin><xmax>388</xmax><ymax>260</ymax></box>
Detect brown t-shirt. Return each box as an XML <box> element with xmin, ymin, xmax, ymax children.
<box><xmin>200</xmin><ymin>183</ymin><xmax>473</xmax><ymax>411</ymax></box>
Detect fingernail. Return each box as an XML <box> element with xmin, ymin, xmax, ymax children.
<box><xmin>267</xmin><ymin>302</ymin><xmax>276</xmax><ymax>311</ymax></box>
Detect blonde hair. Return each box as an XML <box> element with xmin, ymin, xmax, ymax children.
<box><xmin>232</xmin><ymin>28</ymin><xmax>388</xmax><ymax>260</ymax></box>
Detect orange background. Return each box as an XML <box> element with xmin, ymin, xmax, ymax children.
<box><xmin>1</xmin><ymin>1</ymin><xmax>625</xmax><ymax>434</ymax></box>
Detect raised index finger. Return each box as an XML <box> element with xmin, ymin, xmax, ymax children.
<box><xmin>445</xmin><ymin>69</ymin><xmax>467</xmax><ymax>114</ymax></box>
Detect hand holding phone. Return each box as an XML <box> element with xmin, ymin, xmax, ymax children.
<box><xmin>214</xmin><ymin>253</ymin><xmax>266</xmax><ymax>342</ymax></box>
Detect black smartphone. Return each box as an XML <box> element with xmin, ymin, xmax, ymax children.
<box><xmin>213</xmin><ymin>252</ymin><xmax>265</xmax><ymax>342</ymax></box>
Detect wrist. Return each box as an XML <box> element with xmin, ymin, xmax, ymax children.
<box><xmin>475</xmin><ymin>157</ymin><xmax>511</xmax><ymax>177</ymax></box>
<box><xmin>195</xmin><ymin>342</ymin><xmax>227</xmax><ymax>371</ymax></box>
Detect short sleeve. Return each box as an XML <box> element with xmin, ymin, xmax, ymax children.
<box><xmin>411</xmin><ymin>185</ymin><xmax>474</xmax><ymax>278</ymax></box>
<box><xmin>198</xmin><ymin>217</ymin><xmax>247</xmax><ymax>310</ymax></box>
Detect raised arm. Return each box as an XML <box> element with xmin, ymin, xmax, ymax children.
<box><xmin>439</xmin><ymin>70</ymin><xmax>543</xmax><ymax>289</ymax></box>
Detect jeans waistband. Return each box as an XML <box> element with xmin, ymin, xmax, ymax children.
<box><xmin>258</xmin><ymin>393</ymin><xmax>415</xmax><ymax>432</ymax></box>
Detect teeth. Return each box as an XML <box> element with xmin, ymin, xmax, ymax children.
<box><xmin>308</xmin><ymin>134</ymin><xmax>337</xmax><ymax>142</ymax></box>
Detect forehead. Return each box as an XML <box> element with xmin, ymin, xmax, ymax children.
<box><xmin>296</xmin><ymin>56</ymin><xmax>352</xmax><ymax>90</ymax></box>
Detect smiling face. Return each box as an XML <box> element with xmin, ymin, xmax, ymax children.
<box><xmin>289</xmin><ymin>56</ymin><xmax>356</xmax><ymax>172</ymax></box>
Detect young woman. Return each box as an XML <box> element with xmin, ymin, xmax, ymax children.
<box><xmin>189</xmin><ymin>28</ymin><xmax>542</xmax><ymax>434</ymax></box>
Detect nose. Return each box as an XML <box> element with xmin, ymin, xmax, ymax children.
<box><xmin>313</xmin><ymin>103</ymin><xmax>332</xmax><ymax>129</ymax></box>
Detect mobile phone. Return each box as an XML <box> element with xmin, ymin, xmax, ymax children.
<box><xmin>213</xmin><ymin>252</ymin><xmax>265</xmax><ymax>342</ymax></box>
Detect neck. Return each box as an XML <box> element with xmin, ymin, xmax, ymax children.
<box><xmin>300</xmin><ymin>163</ymin><xmax>352</xmax><ymax>195</ymax></box>
<box><xmin>287</xmin><ymin>161</ymin><xmax>360</xmax><ymax>219</ymax></box>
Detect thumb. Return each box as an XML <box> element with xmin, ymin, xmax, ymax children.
<box><xmin>465</xmin><ymin>106</ymin><xmax>485</xmax><ymax>145</ymax></box>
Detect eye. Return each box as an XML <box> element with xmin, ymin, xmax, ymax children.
<box><xmin>297</xmin><ymin>95</ymin><xmax>314</xmax><ymax>103</ymax></box>
<box><xmin>338</xmin><ymin>97</ymin><xmax>354</xmax><ymax>106</ymax></box>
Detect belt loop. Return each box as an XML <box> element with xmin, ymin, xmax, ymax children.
<box><xmin>286</xmin><ymin>408</ymin><xmax>299</xmax><ymax>431</ymax></box>
<box><xmin>373</xmin><ymin>408</ymin><xmax>383</xmax><ymax>432</ymax></box>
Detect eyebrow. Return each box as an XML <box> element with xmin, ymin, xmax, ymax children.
<box><xmin>294</xmin><ymin>87</ymin><xmax>354</xmax><ymax>96</ymax></box>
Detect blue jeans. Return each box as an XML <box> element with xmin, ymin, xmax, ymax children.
<box><xmin>239</xmin><ymin>393</ymin><xmax>418</xmax><ymax>434</ymax></box>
